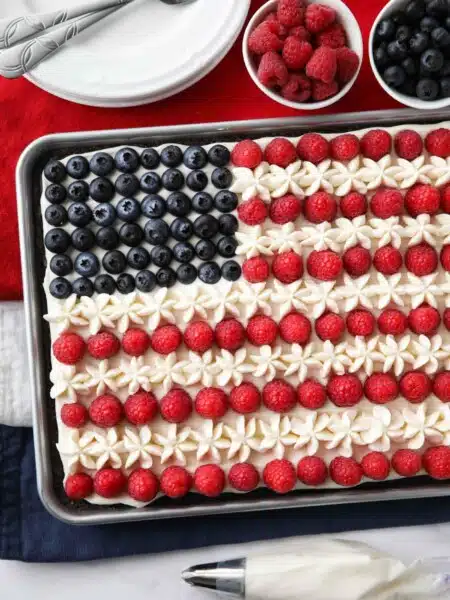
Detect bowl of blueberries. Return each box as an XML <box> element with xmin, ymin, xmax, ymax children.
<box><xmin>370</xmin><ymin>0</ymin><xmax>450</xmax><ymax>108</ymax></box>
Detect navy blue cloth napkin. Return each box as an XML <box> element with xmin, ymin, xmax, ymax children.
<box><xmin>1</xmin><ymin>423</ymin><xmax>449</xmax><ymax>563</ymax></box>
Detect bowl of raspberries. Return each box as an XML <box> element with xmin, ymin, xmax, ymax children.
<box><xmin>243</xmin><ymin>0</ymin><xmax>363</xmax><ymax>109</ymax></box>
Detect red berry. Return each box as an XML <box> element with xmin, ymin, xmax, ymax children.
<box><xmin>423</xmin><ymin>446</ymin><xmax>450</xmax><ymax>480</ymax></box>
<box><xmin>89</xmin><ymin>394</ymin><xmax>123</xmax><ymax>428</ymax></box>
<box><xmin>378</xmin><ymin>309</ymin><xmax>408</xmax><ymax>335</ymax></box>
<box><xmin>65</xmin><ymin>473</ymin><xmax>93</xmax><ymax>500</ymax></box>
<box><xmin>237</xmin><ymin>197</ymin><xmax>268</xmax><ymax>225</ymax></box>
<box><xmin>408</xmin><ymin>304</ymin><xmax>441</xmax><ymax>336</ymax></box>
<box><xmin>263</xmin><ymin>459</ymin><xmax>296</xmax><ymax>493</ymax></box>
<box><xmin>160</xmin><ymin>388</ymin><xmax>193</xmax><ymax>423</ymax></box>
<box><xmin>327</xmin><ymin>374</ymin><xmax>363</xmax><ymax>407</ymax></box>
<box><xmin>315</xmin><ymin>312</ymin><xmax>345</xmax><ymax>343</ymax></box>
<box><xmin>405</xmin><ymin>184</ymin><xmax>440</xmax><ymax>217</ymax></box>
<box><xmin>61</xmin><ymin>402</ymin><xmax>88</xmax><ymax>428</ymax></box>
<box><xmin>425</xmin><ymin>128</ymin><xmax>450</xmax><ymax>158</ymax></box>
<box><xmin>160</xmin><ymin>466</ymin><xmax>192</xmax><ymax>498</ymax></box>
<box><xmin>264</xmin><ymin>138</ymin><xmax>297</xmax><ymax>167</ymax></box>
<box><xmin>94</xmin><ymin>468</ymin><xmax>127</xmax><ymax>498</ymax></box>
<box><xmin>297</xmin><ymin>133</ymin><xmax>329</xmax><ymax>164</ymax></box>
<box><xmin>281</xmin><ymin>73</ymin><xmax>312</xmax><ymax>102</ymax></box>
<box><xmin>228</xmin><ymin>463</ymin><xmax>260</xmax><ymax>492</ymax></box>
<box><xmin>346</xmin><ymin>309</ymin><xmax>375</xmax><ymax>337</ymax></box>
<box><xmin>184</xmin><ymin>321</ymin><xmax>214</xmax><ymax>353</ymax></box>
<box><xmin>441</xmin><ymin>245</ymin><xmax>450</xmax><ymax>271</ymax></box>
<box><xmin>243</xmin><ymin>257</ymin><xmax>270</xmax><ymax>283</ymax></box>
<box><xmin>231</xmin><ymin>140</ymin><xmax>263</xmax><ymax>168</ymax></box>
<box><xmin>304</xmin><ymin>191</ymin><xmax>337</xmax><ymax>223</ymax></box>
<box><xmin>361</xmin><ymin>452</ymin><xmax>390</xmax><ymax>481</ymax></box>
<box><xmin>442</xmin><ymin>184</ymin><xmax>450</xmax><ymax>213</ymax></box>
<box><xmin>444</xmin><ymin>308</ymin><xmax>450</xmax><ymax>330</ymax></box>
<box><xmin>194</xmin><ymin>464</ymin><xmax>225</xmax><ymax>497</ymax></box>
<box><xmin>215</xmin><ymin>318</ymin><xmax>246</xmax><ymax>351</ymax></box>
<box><xmin>330</xmin><ymin>457</ymin><xmax>363</xmax><ymax>487</ymax></box>
<box><xmin>370</xmin><ymin>188</ymin><xmax>403</xmax><ymax>219</ymax></box>
<box><xmin>360</xmin><ymin>129</ymin><xmax>392</xmax><ymax>161</ymax></box>
<box><xmin>306</xmin><ymin>46</ymin><xmax>337</xmax><ymax>84</ymax></box>
<box><xmin>124</xmin><ymin>390</ymin><xmax>158</xmax><ymax>425</ymax></box>
<box><xmin>229</xmin><ymin>382</ymin><xmax>261</xmax><ymax>414</ymax></box>
<box><xmin>395</xmin><ymin>130</ymin><xmax>423</xmax><ymax>160</ymax></box>
<box><xmin>282</xmin><ymin>37</ymin><xmax>313</xmax><ymax>70</ymax></box>
<box><xmin>195</xmin><ymin>388</ymin><xmax>228</xmax><ymax>419</ymax></box>
<box><xmin>297</xmin><ymin>379</ymin><xmax>326</xmax><ymax>409</ymax></box>
<box><xmin>373</xmin><ymin>245</ymin><xmax>403</xmax><ymax>275</ymax></box>
<box><xmin>434</xmin><ymin>372</ymin><xmax>450</xmax><ymax>403</ymax></box>
<box><xmin>53</xmin><ymin>332</ymin><xmax>86</xmax><ymax>365</ymax></box>
<box><xmin>280</xmin><ymin>312</ymin><xmax>311</xmax><ymax>344</ymax></box>
<box><xmin>364</xmin><ymin>373</ymin><xmax>399</xmax><ymax>404</ymax></box>
<box><xmin>248</xmin><ymin>21</ymin><xmax>283</xmax><ymax>55</ymax></box>
<box><xmin>316</xmin><ymin>22</ymin><xmax>346</xmax><ymax>48</ymax></box>
<box><xmin>392</xmin><ymin>449</ymin><xmax>422</xmax><ymax>477</ymax></box>
<box><xmin>307</xmin><ymin>249</ymin><xmax>342</xmax><ymax>280</ymax></box>
<box><xmin>400</xmin><ymin>370</ymin><xmax>432</xmax><ymax>403</ymax></box>
<box><xmin>405</xmin><ymin>243</ymin><xmax>438</xmax><ymax>276</ymax></box>
<box><xmin>289</xmin><ymin>25</ymin><xmax>311</xmax><ymax>42</ymax></box>
<box><xmin>343</xmin><ymin>245</ymin><xmax>372</xmax><ymax>277</ymax></box>
<box><xmin>269</xmin><ymin>194</ymin><xmax>302</xmax><ymax>224</ymax></box>
<box><xmin>278</xmin><ymin>0</ymin><xmax>304</xmax><ymax>27</ymax></box>
<box><xmin>122</xmin><ymin>328</ymin><xmax>150</xmax><ymax>357</ymax></box>
<box><xmin>87</xmin><ymin>331</ymin><xmax>120</xmax><ymax>360</ymax></box>
<box><xmin>340</xmin><ymin>192</ymin><xmax>367</xmax><ymax>218</ymax></box>
<box><xmin>305</xmin><ymin>3</ymin><xmax>336</xmax><ymax>33</ymax></box>
<box><xmin>311</xmin><ymin>80</ymin><xmax>338</xmax><ymax>101</ymax></box>
<box><xmin>297</xmin><ymin>456</ymin><xmax>327</xmax><ymax>486</ymax></box>
<box><xmin>128</xmin><ymin>469</ymin><xmax>159</xmax><ymax>502</ymax></box>
<box><xmin>272</xmin><ymin>250</ymin><xmax>304</xmax><ymax>283</ymax></box>
<box><xmin>247</xmin><ymin>315</ymin><xmax>278</xmax><ymax>346</ymax></box>
<box><xmin>151</xmin><ymin>325</ymin><xmax>182</xmax><ymax>355</ymax></box>
<box><xmin>335</xmin><ymin>47</ymin><xmax>360</xmax><ymax>84</ymax></box>
<box><xmin>264</xmin><ymin>12</ymin><xmax>289</xmax><ymax>38</ymax></box>
<box><xmin>257</xmin><ymin>50</ymin><xmax>289</xmax><ymax>88</ymax></box>
<box><xmin>330</xmin><ymin>134</ymin><xmax>360</xmax><ymax>161</ymax></box>
<box><xmin>263</xmin><ymin>380</ymin><xmax>296</xmax><ymax>413</ymax></box>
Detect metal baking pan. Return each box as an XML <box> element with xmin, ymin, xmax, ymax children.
<box><xmin>16</xmin><ymin>107</ymin><xmax>450</xmax><ymax>525</ymax></box>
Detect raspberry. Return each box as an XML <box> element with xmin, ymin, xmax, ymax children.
<box><xmin>152</xmin><ymin>324</ymin><xmax>182</xmax><ymax>355</ymax></box>
<box><xmin>194</xmin><ymin>464</ymin><xmax>225</xmax><ymax>497</ymax></box>
<box><xmin>53</xmin><ymin>332</ymin><xmax>85</xmax><ymax>365</ymax></box>
<box><xmin>434</xmin><ymin>371</ymin><xmax>450</xmax><ymax>403</ymax></box>
<box><xmin>128</xmin><ymin>469</ymin><xmax>159</xmax><ymax>502</ymax></box>
<box><xmin>278</xmin><ymin>0</ymin><xmax>304</xmax><ymax>27</ymax></box>
<box><xmin>195</xmin><ymin>388</ymin><xmax>228</xmax><ymax>419</ymax></box>
<box><xmin>269</xmin><ymin>194</ymin><xmax>302</xmax><ymax>224</ymax></box>
<box><xmin>370</xmin><ymin>188</ymin><xmax>403</xmax><ymax>219</ymax></box>
<box><xmin>304</xmin><ymin>191</ymin><xmax>337</xmax><ymax>223</ymax></box>
<box><xmin>297</xmin><ymin>379</ymin><xmax>326</xmax><ymax>409</ymax></box>
<box><xmin>373</xmin><ymin>245</ymin><xmax>403</xmax><ymax>275</ymax></box>
<box><xmin>405</xmin><ymin>243</ymin><xmax>438</xmax><ymax>276</ymax></box>
<box><xmin>257</xmin><ymin>51</ymin><xmax>289</xmax><ymax>88</ymax></box>
<box><xmin>408</xmin><ymin>304</ymin><xmax>441</xmax><ymax>335</ymax></box>
<box><xmin>272</xmin><ymin>250</ymin><xmax>304</xmax><ymax>283</ymax></box>
<box><xmin>65</xmin><ymin>473</ymin><xmax>93</xmax><ymax>501</ymax></box>
<box><xmin>405</xmin><ymin>184</ymin><xmax>440</xmax><ymax>216</ymax></box>
<box><xmin>317</xmin><ymin>22</ymin><xmax>346</xmax><ymax>48</ymax></box>
<box><xmin>264</xmin><ymin>138</ymin><xmax>297</xmax><ymax>167</ymax></box>
<box><xmin>160</xmin><ymin>388</ymin><xmax>192</xmax><ymax>423</ymax></box>
<box><xmin>89</xmin><ymin>394</ymin><xmax>123</xmax><ymax>428</ymax></box>
<box><xmin>343</xmin><ymin>245</ymin><xmax>372</xmax><ymax>277</ymax></box>
<box><xmin>327</xmin><ymin>374</ymin><xmax>363</xmax><ymax>407</ymax></box>
<box><xmin>237</xmin><ymin>196</ymin><xmax>268</xmax><ymax>225</ymax></box>
<box><xmin>297</xmin><ymin>456</ymin><xmax>327</xmax><ymax>485</ymax></box>
<box><xmin>87</xmin><ymin>331</ymin><xmax>120</xmax><ymax>360</ymax></box>
<box><xmin>330</xmin><ymin>457</ymin><xmax>363</xmax><ymax>487</ymax></box>
<box><xmin>230</xmin><ymin>382</ymin><xmax>261</xmax><ymax>414</ymax></box>
<box><xmin>282</xmin><ymin>37</ymin><xmax>313</xmax><ymax>70</ymax></box>
<box><xmin>248</xmin><ymin>22</ymin><xmax>283</xmax><ymax>55</ymax></box>
<box><xmin>378</xmin><ymin>309</ymin><xmax>408</xmax><ymax>336</ymax></box>
<box><xmin>423</xmin><ymin>446</ymin><xmax>450</xmax><ymax>480</ymax></box>
<box><xmin>361</xmin><ymin>452</ymin><xmax>390</xmax><ymax>481</ymax></box>
<box><xmin>263</xmin><ymin>380</ymin><xmax>296</xmax><ymax>413</ymax></box>
<box><xmin>307</xmin><ymin>249</ymin><xmax>342</xmax><ymax>280</ymax></box>
<box><xmin>312</xmin><ymin>80</ymin><xmax>338</xmax><ymax>101</ymax></box>
<box><xmin>296</xmin><ymin>132</ymin><xmax>329</xmax><ymax>164</ymax></box>
<box><xmin>122</xmin><ymin>328</ymin><xmax>150</xmax><ymax>357</ymax></box>
<box><xmin>346</xmin><ymin>309</ymin><xmax>375</xmax><ymax>337</ymax></box>
<box><xmin>441</xmin><ymin>245</ymin><xmax>450</xmax><ymax>271</ymax></box>
<box><xmin>364</xmin><ymin>373</ymin><xmax>399</xmax><ymax>404</ymax></box>
<box><xmin>360</xmin><ymin>130</ymin><xmax>392</xmax><ymax>161</ymax></box>
<box><xmin>94</xmin><ymin>469</ymin><xmax>127</xmax><ymax>498</ymax></box>
<box><xmin>215</xmin><ymin>318</ymin><xmax>246</xmax><ymax>351</ymax></box>
<box><xmin>228</xmin><ymin>463</ymin><xmax>260</xmax><ymax>492</ymax></box>
<box><xmin>281</xmin><ymin>73</ymin><xmax>312</xmax><ymax>102</ymax></box>
<box><xmin>247</xmin><ymin>315</ymin><xmax>278</xmax><ymax>346</ymax></box>
<box><xmin>61</xmin><ymin>402</ymin><xmax>88</xmax><ymax>428</ymax></box>
<box><xmin>305</xmin><ymin>3</ymin><xmax>336</xmax><ymax>33</ymax></box>
<box><xmin>289</xmin><ymin>25</ymin><xmax>311</xmax><ymax>41</ymax></box>
<box><xmin>335</xmin><ymin>47</ymin><xmax>359</xmax><ymax>84</ymax></box>
<box><xmin>160</xmin><ymin>466</ymin><xmax>192</xmax><ymax>498</ymax></box>
<box><xmin>330</xmin><ymin>134</ymin><xmax>360</xmax><ymax>161</ymax></box>
<box><xmin>231</xmin><ymin>140</ymin><xmax>263</xmax><ymax>168</ymax></box>
<box><xmin>306</xmin><ymin>46</ymin><xmax>337</xmax><ymax>84</ymax></box>
<box><xmin>394</xmin><ymin>130</ymin><xmax>423</xmax><ymax>160</ymax></box>
<box><xmin>340</xmin><ymin>192</ymin><xmax>367</xmax><ymax>218</ymax></box>
<box><xmin>400</xmin><ymin>371</ymin><xmax>432</xmax><ymax>403</ymax></box>
<box><xmin>444</xmin><ymin>308</ymin><xmax>450</xmax><ymax>330</ymax></box>
<box><xmin>243</xmin><ymin>257</ymin><xmax>270</xmax><ymax>283</ymax></box>
<box><xmin>279</xmin><ymin>312</ymin><xmax>311</xmax><ymax>344</ymax></box>
<box><xmin>392</xmin><ymin>449</ymin><xmax>422</xmax><ymax>477</ymax></box>
<box><xmin>263</xmin><ymin>459</ymin><xmax>296</xmax><ymax>493</ymax></box>
<box><xmin>184</xmin><ymin>321</ymin><xmax>214</xmax><ymax>353</ymax></box>
<box><xmin>124</xmin><ymin>390</ymin><xmax>158</xmax><ymax>425</ymax></box>
<box><xmin>315</xmin><ymin>312</ymin><xmax>345</xmax><ymax>343</ymax></box>
<box><xmin>443</xmin><ymin>185</ymin><xmax>450</xmax><ymax>213</ymax></box>
<box><xmin>265</xmin><ymin>12</ymin><xmax>289</xmax><ymax>38</ymax></box>
<box><xmin>425</xmin><ymin>128</ymin><xmax>450</xmax><ymax>158</ymax></box>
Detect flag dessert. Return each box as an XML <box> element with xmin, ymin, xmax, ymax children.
<box><xmin>42</xmin><ymin>123</ymin><xmax>450</xmax><ymax>506</ymax></box>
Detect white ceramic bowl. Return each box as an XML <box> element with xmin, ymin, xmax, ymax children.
<box><xmin>369</xmin><ymin>0</ymin><xmax>450</xmax><ymax>110</ymax></box>
<box><xmin>242</xmin><ymin>0</ymin><xmax>363</xmax><ymax>110</ymax></box>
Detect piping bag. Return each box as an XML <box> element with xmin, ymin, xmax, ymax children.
<box><xmin>182</xmin><ymin>539</ymin><xmax>450</xmax><ymax>599</ymax></box>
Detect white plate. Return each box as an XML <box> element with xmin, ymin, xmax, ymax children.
<box><xmin>0</xmin><ymin>0</ymin><xmax>250</xmax><ymax>107</ymax></box>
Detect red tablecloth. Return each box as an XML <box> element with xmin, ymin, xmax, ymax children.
<box><xmin>0</xmin><ymin>0</ymin><xmax>398</xmax><ymax>301</ymax></box>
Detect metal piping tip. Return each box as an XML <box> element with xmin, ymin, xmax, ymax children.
<box><xmin>182</xmin><ymin>563</ymin><xmax>222</xmax><ymax>590</ymax></box>
<box><xmin>181</xmin><ymin>559</ymin><xmax>246</xmax><ymax>597</ymax></box>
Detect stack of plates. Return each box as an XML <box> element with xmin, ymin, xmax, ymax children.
<box><xmin>0</xmin><ymin>0</ymin><xmax>250</xmax><ymax>107</ymax></box>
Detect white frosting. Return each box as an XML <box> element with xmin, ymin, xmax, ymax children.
<box><xmin>230</xmin><ymin>162</ymin><xmax>272</xmax><ymax>202</ymax></box>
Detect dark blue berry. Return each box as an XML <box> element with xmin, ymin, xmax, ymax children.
<box><xmin>72</xmin><ymin>277</ymin><xmax>94</xmax><ymax>297</ymax></box>
<box><xmin>399</xmin><ymin>79</ymin><xmax>417</xmax><ymax>96</ymax></box>
<box><xmin>410</xmin><ymin>31</ymin><xmax>429</xmax><ymax>54</ymax></box>
<box><xmin>183</xmin><ymin>146</ymin><xmax>208</xmax><ymax>169</ymax></box>
<box><xmin>45</xmin><ymin>228</ymin><xmax>70</xmax><ymax>253</ymax></box>
<box><xmin>194</xmin><ymin>214</ymin><xmax>219</xmax><ymax>239</ymax></box>
<box><xmin>392</xmin><ymin>11</ymin><xmax>407</xmax><ymax>26</ymax></box>
<box><xmin>383</xmin><ymin>65</ymin><xmax>406</xmax><ymax>87</ymax></box>
<box><xmin>192</xmin><ymin>192</ymin><xmax>213</xmax><ymax>214</ymax></box>
<box><xmin>142</xmin><ymin>194</ymin><xmax>166</xmax><ymax>218</ymax></box>
<box><xmin>222</xmin><ymin>260</ymin><xmax>241</xmax><ymax>282</ymax></box>
<box><xmin>45</xmin><ymin>184</ymin><xmax>67</xmax><ymax>204</ymax></box>
<box><xmin>140</xmin><ymin>172</ymin><xmax>162</xmax><ymax>194</ymax></box>
<box><xmin>186</xmin><ymin>170</ymin><xmax>208</xmax><ymax>192</ymax></box>
<box><xmin>144</xmin><ymin>219</ymin><xmax>170</xmax><ymax>245</ymax></box>
<box><xmin>140</xmin><ymin>148</ymin><xmax>160</xmax><ymax>170</ymax></box>
<box><xmin>44</xmin><ymin>160</ymin><xmax>66</xmax><ymax>183</ymax></box>
<box><xmin>208</xmin><ymin>144</ymin><xmax>230</xmax><ymax>167</ymax></box>
<box><xmin>214</xmin><ymin>190</ymin><xmax>238</xmax><ymax>213</ymax></box>
<box><xmin>420</xmin><ymin>16</ymin><xmax>440</xmax><ymax>32</ymax></box>
<box><xmin>177</xmin><ymin>264</ymin><xmax>197</xmax><ymax>284</ymax></box>
<box><xmin>151</xmin><ymin>245</ymin><xmax>173</xmax><ymax>267</ymax></box>
<box><xmin>49</xmin><ymin>277</ymin><xmax>72</xmax><ymax>299</ymax></box>
<box><xmin>432</xmin><ymin>27</ymin><xmax>450</xmax><ymax>48</ymax></box>
<box><xmin>136</xmin><ymin>270</ymin><xmax>156</xmax><ymax>292</ymax></box>
<box><xmin>156</xmin><ymin>267</ymin><xmax>177</xmax><ymax>288</ymax></box>
<box><xmin>161</xmin><ymin>145</ymin><xmax>183</xmax><ymax>168</ymax></box>
<box><xmin>90</xmin><ymin>152</ymin><xmax>114</xmax><ymax>177</ymax></box>
<box><xmin>50</xmin><ymin>254</ymin><xmax>72</xmax><ymax>276</ymax></box>
<box><xmin>171</xmin><ymin>217</ymin><xmax>193</xmax><ymax>241</ymax></box>
<box><xmin>426</xmin><ymin>0</ymin><xmax>448</xmax><ymax>17</ymax></box>
<box><xmin>96</xmin><ymin>227</ymin><xmax>120</xmax><ymax>250</ymax></box>
<box><xmin>119</xmin><ymin>223</ymin><xmax>144</xmax><ymax>247</ymax></box>
<box><xmin>396</xmin><ymin>25</ymin><xmax>412</xmax><ymax>42</ymax></box>
<box><xmin>417</xmin><ymin>77</ymin><xmax>440</xmax><ymax>99</ymax></box>
<box><xmin>173</xmin><ymin>242</ymin><xmax>195</xmax><ymax>263</ymax></box>
<box><xmin>162</xmin><ymin>169</ymin><xmax>185</xmax><ymax>191</ymax></box>
<box><xmin>90</xmin><ymin>177</ymin><xmax>114</xmax><ymax>202</ymax></box>
<box><xmin>67</xmin><ymin>180</ymin><xmax>89</xmax><ymax>202</ymax></box>
<box><xmin>71</xmin><ymin>228</ymin><xmax>95</xmax><ymax>251</ymax></box>
<box><xmin>441</xmin><ymin>60</ymin><xmax>450</xmax><ymax>76</ymax></box>
<box><xmin>74</xmin><ymin>252</ymin><xmax>99</xmax><ymax>277</ymax></box>
<box><xmin>217</xmin><ymin>236</ymin><xmax>237</xmax><ymax>258</ymax></box>
<box><xmin>211</xmin><ymin>167</ymin><xmax>232</xmax><ymax>189</ymax></box>
<box><xmin>401</xmin><ymin>56</ymin><xmax>417</xmax><ymax>76</ymax></box>
<box><xmin>67</xmin><ymin>156</ymin><xmax>89</xmax><ymax>179</ymax></box>
<box><xmin>115</xmin><ymin>147</ymin><xmax>139</xmax><ymax>173</ymax></box>
<box><xmin>93</xmin><ymin>203</ymin><xmax>116</xmax><ymax>226</ymax></box>
<box><xmin>45</xmin><ymin>205</ymin><xmax>67</xmax><ymax>226</ymax></box>
<box><xmin>68</xmin><ymin>202</ymin><xmax>92</xmax><ymax>227</ymax></box>
<box><xmin>127</xmin><ymin>247</ymin><xmax>151</xmax><ymax>270</ymax></box>
<box><xmin>94</xmin><ymin>274</ymin><xmax>116</xmax><ymax>294</ymax></box>
<box><xmin>198</xmin><ymin>262</ymin><xmax>221</xmax><ymax>284</ymax></box>
<box><xmin>117</xmin><ymin>273</ymin><xmax>136</xmax><ymax>294</ymax></box>
<box><xmin>196</xmin><ymin>239</ymin><xmax>216</xmax><ymax>261</ymax></box>
<box><xmin>387</xmin><ymin>40</ymin><xmax>409</xmax><ymax>61</ymax></box>
<box><xmin>103</xmin><ymin>250</ymin><xmax>126</xmax><ymax>274</ymax></box>
<box><xmin>115</xmin><ymin>173</ymin><xmax>139</xmax><ymax>197</ymax></box>
<box><xmin>441</xmin><ymin>76</ymin><xmax>450</xmax><ymax>96</ymax></box>
<box><xmin>374</xmin><ymin>46</ymin><xmax>390</xmax><ymax>69</ymax></box>
<box><xmin>116</xmin><ymin>197</ymin><xmax>141</xmax><ymax>222</ymax></box>
<box><xmin>218</xmin><ymin>214</ymin><xmax>238</xmax><ymax>235</ymax></box>
<box><xmin>167</xmin><ymin>192</ymin><xmax>191</xmax><ymax>217</ymax></box>
<box><xmin>376</xmin><ymin>19</ymin><xmax>396</xmax><ymax>42</ymax></box>
<box><xmin>421</xmin><ymin>48</ymin><xmax>444</xmax><ymax>72</ymax></box>
<box><xmin>405</xmin><ymin>0</ymin><xmax>426</xmax><ymax>21</ymax></box>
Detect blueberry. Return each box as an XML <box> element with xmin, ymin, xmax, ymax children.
<box><xmin>161</xmin><ymin>145</ymin><xmax>183</xmax><ymax>168</ymax></box>
<box><xmin>140</xmin><ymin>148</ymin><xmax>160</xmax><ymax>170</ymax></box>
<box><xmin>49</xmin><ymin>277</ymin><xmax>72</xmax><ymax>299</ymax></box>
<box><xmin>115</xmin><ymin>173</ymin><xmax>140</xmax><ymax>197</ymax></box>
<box><xmin>167</xmin><ymin>192</ymin><xmax>192</xmax><ymax>216</ymax></box>
<box><xmin>417</xmin><ymin>77</ymin><xmax>440</xmax><ymax>99</ymax></box>
<box><xmin>198</xmin><ymin>262</ymin><xmax>221</xmax><ymax>284</ymax></box>
<box><xmin>116</xmin><ymin>197</ymin><xmax>141</xmax><ymax>222</ymax></box>
<box><xmin>94</xmin><ymin>274</ymin><xmax>116</xmax><ymax>294</ymax></box>
<box><xmin>127</xmin><ymin>247</ymin><xmax>151</xmax><ymax>270</ymax></box>
<box><xmin>173</xmin><ymin>242</ymin><xmax>195</xmax><ymax>263</ymax></box>
<box><xmin>102</xmin><ymin>250</ymin><xmax>126</xmax><ymax>274</ymax></box>
<box><xmin>142</xmin><ymin>194</ymin><xmax>166</xmax><ymax>218</ymax></box>
<box><xmin>217</xmin><ymin>236</ymin><xmax>237</xmax><ymax>258</ymax></box>
<box><xmin>50</xmin><ymin>254</ymin><xmax>73</xmax><ymax>276</ymax></box>
<box><xmin>426</xmin><ymin>0</ymin><xmax>448</xmax><ymax>16</ymax></box>
<box><xmin>45</xmin><ymin>205</ymin><xmax>67</xmax><ymax>227</ymax></box>
<box><xmin>177</xmin><ymin>264</ymin><xmax>197</xmax><ymax>284</ymax></box>
<box><xmin>119</xmin><ymin>223</ymin><xmax>144</xmax><ymax>247</ymax></box>
<box><xmin>383</xmin><ymin>65</ymin><xmax>406</xmax><ymax>87</ymax></box>
<box><xmin>219</xmin><ymin>214</ymin><xmax>238</xmax><ymax>235</ymax></box>
<box><xmin>44</xmin><ymin>160</ymin><xmax>66</xmax><ymax>183</ymax></box>
<box><xmin>192</xmin><ymin>191</ymin><xmax>214</xmax><ymax>213</ymax></box>
<box><xmin>90</xmin><ymin>177</ymin><xmax>114</xmax><ymax>202</ymax></box>
<box><xmin>115</xmin><ymin>147</ymin><xmax>139</xmax><ymax>173</ymax></box>
<box><xmin>374</xmin><ymin>46</ymin><xmax>390</xmax><ymax>69</ymax></box>
<box><xmin>93</xmin><ymin>203</ymin><xmax>116</xmax><ymax>226</ymax></box>
<box><xmin>72</xmin><ymin>277</ymin><xmax>94</xmax><ymax>298</ymax></box>
<box><xmin>420</xmin><ymin>16</ymin><xmax>440</xmax><ymax>32</ymax></box>
<box><xmin>156</xmin><ymin>267</ymin><xmax>177</xmax><ymax>288</ymax></box>
<box><xmin>193</xmin><ymin>214</ymin><xmax>219</xmax><ymax>239</ymax></box>
<box><xmin>183</xmin><ymin>146</ymin><xmax>208</xmax><ymax>169</ymax></box>
<box><xmin>170</xmin><ymin>217</ymin><xmax>193</xmax><ymax>241</ymax></box>
<box><xmin>96</xmin><ymin>227</ymin><xmax>120</xmax><ymax>250</ymax></box>
<box><xmin>196</xmin><ymin>239</ymin><xmax>216</xmax><ymax>261</ymax></box>
<box><xmin>399</xmin><ymin>78</ymin><xmax>417</xmax><ymax>96</ymax></box>
<box><xmin>151</xmin><ymin>245</ymin><xmax>173</xmax><ymax>267</ymax></box>
<box><xmin>186</xmin><ymin>170</ymin><xmax>208</xmax><ymax>192</ymax></box>
<box><xmin>432</xmin><ymin>27</ymin><xmax>450</xmax><ymax>48</ymax></box>
<box><xmin>45</xmin><ymin>184</ymin><xmax>67</xmax><ymax>204</ymax></box>
<box><xmin>66</xmin><ymin>156</ymin><xmax>89</xmax><ymax>179</ymax></box>
<box><xmin>421</xmin><ymin>48</ymin><xmax>444</xmax><ymax>71</ymax></box>
<box><xmin>214</xmin><ymin>190</ymin><xmax>238</xmax><ymax>213</ymax></box>
<box><xmin>71</xmin><ymin>228</ymin><xmax>95</xmax><ymax>251</ymax></box>
<box><xmin>68</xmin><ymin>202</ymin><xmax>92</xmax><ymax>227</ymax></box>
<box><xmin>208</xmin><ymin>144</ymin><xmax>230</xmax><ymax>167</ymax></box>
<box><xmin>410</xmin><ymin>31</ymin><xmax>429</xmax><ymax>54</ymax></box>
<box><xmin>405</xmin><ymin>0</ymin><xmax>426</xmax><ymax>21</ymax></box>
<box><xmin>396</xmin><ymin>25</ymin><xmax>412</xmax><ymax>42</ymax></box>
<box><xmin>74</xmin><ymin>252</ymin><xmax>99</xmax><ymax>277</ymax></box>
<box><xmin>211</xmin><ymin>167</ymin><xmax>232</xmax><ymax>189</ymax></box>
<box><xmin>441</xmin><ymin>76</ymin><xmax>450</xmax><ymax>96</ymax></box>
<box><xmin>144</xmin><ymin>219</ymin><xmax>170</xmax><ymax>245</ymax></box>
<box><xmin>45</xmin><ymin>228</ymin><xmax>70</xmax><ymax>253</ymax></box>
<box><xmin>116</xmin><ymin>273</ymin><xmax>135</xmax><ymax>294</ymax></box>
<box><xmin>392</xmin><ymin>11</ymin><xmax>407</xmax><ymax>26</ymax></box>
<box><xmin>221</xmin><ymin>260</ymin><xmax>241</xmax><ymax>282</ymax></box>
<box><xmin>90</xmin><ymin>152</ymin><xmax>114</xmax><ymax>177</ymax></box>
<box><xmin>402</xmin><ymin>56</ymin><xmax>418</xmax><ymax>76</ymax></box>
<box><xmin>387</xmin><ymin>40</ymin><xmax>409</xmax><ymax>61</ymax></box>
<box><xmin>67</xmin><ymin>180</ymin><xmax>89</xmax><ymax>202</ymax></box>
<box><xmin>447</xmin><ymin>16</ymin><xmax>450</xmax><ymax>29</ymax></box>
<box><xmin>140</xmin><ymin>172</ymin><xmax>162</xmax><ymax>194</ymax></box>
<box><xmin>162</xmin><ymin>169</ymin><xmax>185</xmax><ymax>191</ymax></box>
<box><xmin>376</xmin><ymin>18</ymin><xmax>396</xmax><ymax>41</ymax></box>
<box><xmin>441</xmin><ymin>60</ymin><xmax>450</xmax><ymax>75</ymax></box>
<box><xmin>136</xmin><ymin>270</ymin><xmax>156</xmax><ymax>292</ymax></box>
